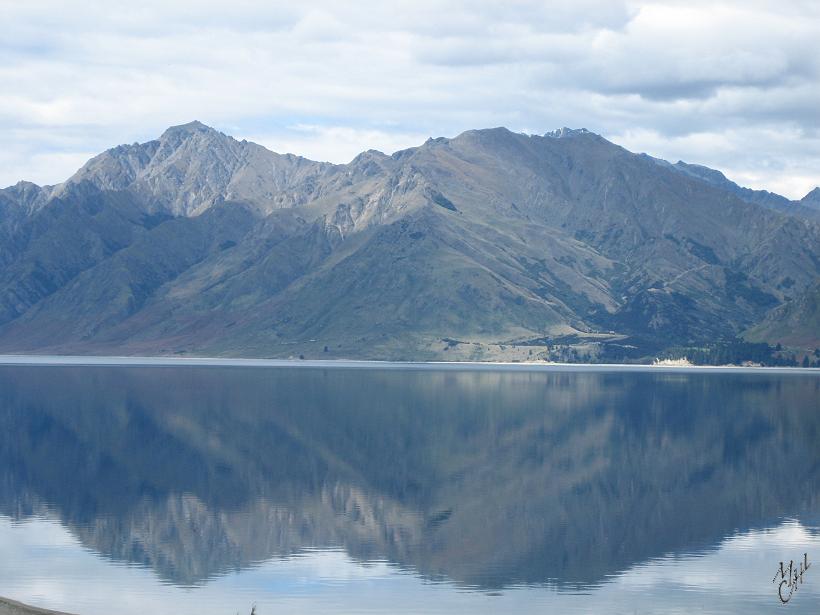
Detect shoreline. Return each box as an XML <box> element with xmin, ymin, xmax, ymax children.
<box><xmin>0</xmin><ymin>354</ymin><xmax>816</xmax><ymax>374</ymax></box>
<box><xmin>0</xmin><ymin>597</ymin><xmax>75</xmax><ymax>615</ymax></box>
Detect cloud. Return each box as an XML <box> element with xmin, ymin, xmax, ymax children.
<box><xmin>0</xmin><ymin>0</ymin><xmax>818</xmax><ymax>198</ymax></box>
<box><xmin>247</xmin><ymin>125</ymin><xmax>432</xmax><ymax>164</ymax></box>
<box><xmin>578</xmin><ymin>3</ymin><xmax>819</xmax><ymax>100</ymax></box>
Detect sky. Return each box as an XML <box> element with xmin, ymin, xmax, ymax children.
<box><xmin>2</xmin><ymin>0</ymin><xmax>819</xmax><ymax>199</ymax></box>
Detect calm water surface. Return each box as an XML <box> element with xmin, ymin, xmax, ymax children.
<box><xmin>0</xmin><ymin>364</ymin><xmax>818</xmax><ymax>614</ymax></box>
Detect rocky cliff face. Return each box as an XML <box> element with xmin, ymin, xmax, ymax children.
<box><xmin>0</xmin><ymin>122</ymin><xmax>818</xmax><ymax>359</ymax></box>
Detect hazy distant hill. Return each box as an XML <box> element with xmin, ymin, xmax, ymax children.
<box><xmin>0</xmin><ymin>122</ymin><xmax>818</xmax><ymax>361</ymax></box>
<box><xmin>659</xmin><ymin>158</ymin><xmax>820</xmax><ymax>221</ymax></box>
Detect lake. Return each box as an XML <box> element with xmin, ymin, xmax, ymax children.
<box><xmin>0</xmin><ymin>362</ymin><xmax>818</xmax><ymax>614</ymax></box>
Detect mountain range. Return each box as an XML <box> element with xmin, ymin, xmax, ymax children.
<box><xmin>1</xmin><ymin>121</ymin><xmax>818</xmax><ymax>362</ymax></box>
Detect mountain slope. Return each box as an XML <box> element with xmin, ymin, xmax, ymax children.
<box><xmin>746</xmin><ymin>280</ymin><xmax>820</xmax><ymax>349</ymax></box>
<box><xmin>801</xmin><ymin>187</ymin><xmax>820</xmax><ymax>211</ymax></box>
<box><xmin>0</xmin><ymin>202</ymin><xmax>257</xmax><ymax>350</ymax></box>
<box><xmin>0</xmin><ymin>123</ymin><xmax>818</xmax><ymax>360</ymax></box>
<box><xmin>0</xmin><ymin>182</ymin><xmax>163</xmax><ymax>325</ymax></box>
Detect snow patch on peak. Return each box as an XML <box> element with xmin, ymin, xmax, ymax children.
<box><xmin>545</xmin><ymin>127</ymin><xmax>594</xmax><ymax>139</ymax></box>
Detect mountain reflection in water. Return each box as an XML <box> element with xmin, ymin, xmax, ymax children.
<box><xmin>0</xmin><ymin>365</ymin><xmax>817</xmax><ymax>596</ymax></box>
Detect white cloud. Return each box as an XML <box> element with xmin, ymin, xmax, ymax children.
<box><xmin>0</xmin><ymin>0</ymin><xmax>818</xmax><ymax>198</ymax></box>
<box><xmin>0</xmin><ymin>150</ymin><xmax>95</xmax><ymax>188</ymax></box>
<box><xmin>249</xmin><ymin>125</ymin><xmax>431</xmax><ymax>163</ymax></box>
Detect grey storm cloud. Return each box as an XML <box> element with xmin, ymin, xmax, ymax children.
<box><xmin>1</xmin><ymin>0</ymin><xmax>818</xmax><ymax>198</ymax></box>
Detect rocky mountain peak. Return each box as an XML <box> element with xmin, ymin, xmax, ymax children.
<box><xmin>452</xmin><ymin>126</ymin><xmax>517</xmax><ymax>143</ymax></box>
<box><xmin>797</xmin><ymin>187</ymin><xmax>820</xmax><ymax>213</ymax></box>
<box><xmin>160</xmin><ymin>119</ymin><xmax>212</xmax><ymax>137</ymax></box>
<box><xmin>545</xmin><ymin>127</ymin><xmax>596</xmax><ymax>139</ymax></box>
<box><xmin>156</xmin><ymin>120</ymin><xmax>233</xmax><ymax>151</ymax></box>
<box><xmin>801</xmin><ymin>186</ymin><xmax>820</xmax><ymax>204</ymax></box>
<box><xmin>0</xmin><ymin>180</ymin><xmax>49</xmax><ymax>214</ymax></box>
<box><xmin>50</xmin><ymin>121</ymin><xmax>336</xmax><ymax>217</ymax></box>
